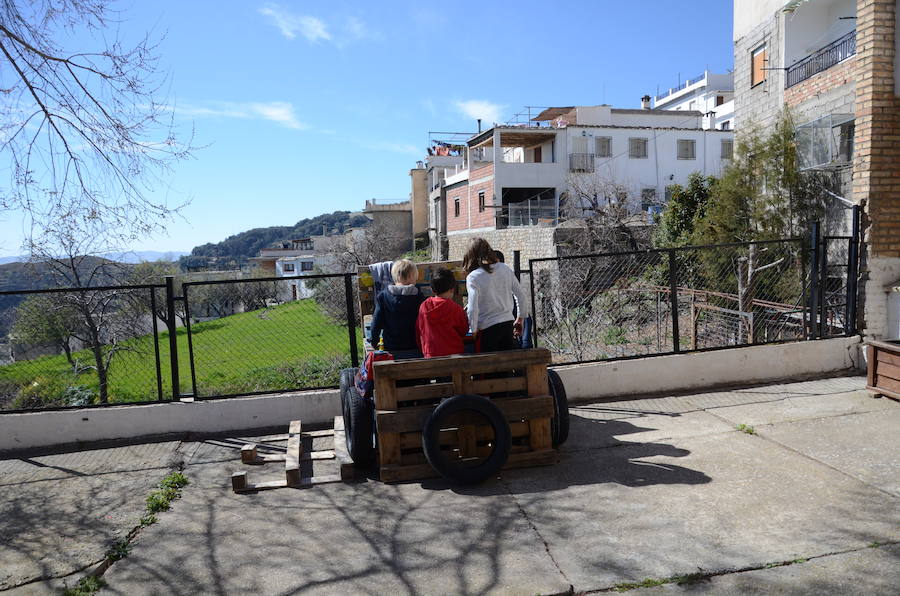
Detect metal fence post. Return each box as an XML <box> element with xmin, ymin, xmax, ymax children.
<box><xmin>818</xmin><ymin>234</ymin><xmax>828</xmax><ymax>338</ymax></box>
<box><xmin>344</xmin><ymin>274</ymin><xmax>359</xmax><ymax>368</ymax></box>
<box><xmin>846</xmin><ymin>205</ymin><xmax>860</xmax><ymax>335</ymax></box>
<box><xmin>513</xmin><ymin>250</ymin><xmax>521</xmax><ymax>280</ymax></box>
<box><xmin>668</xmin><ymin>249</ymin><xmax>681</xmax><ymax>353</ymax></box>
<box><xmin>164</xmin><ymin>275</ymin><xmax>180</xmax><ymax>399</ymax></box>
<box><xmin>808</xmin><ymin>223</ymin><xmax>820</xmax><ymax>339</ymax></box>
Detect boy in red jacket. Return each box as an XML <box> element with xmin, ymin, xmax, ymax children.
<box><xmin>416</xmin><ymin>268</ymin><xmax>469</xmax><ymax>358</ymax></box>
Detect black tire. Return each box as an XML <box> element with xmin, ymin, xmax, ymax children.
<box><xmin>341</xmin><ymin>372</ymin><xmax>375</xmax><ymax>466</ymax></box>
<box><xmin>422</xmin><ymin>394</ymin><xmax>511</xmax><ymax>485</ymax></box>
<box><xmin>548</xmin><ymin>369</ymin><xmax>570</xmax><ymax>447</ymax></box>
<box><xmin>339</xmin><ymin>368</ymin><xmax>356</xmax><ymax>413</ymax></box>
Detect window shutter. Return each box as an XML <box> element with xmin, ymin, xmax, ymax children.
<box><xmin>751</xmin><ymin>45</ymin><xmax>767</xmax><ymax>86</ymax></box>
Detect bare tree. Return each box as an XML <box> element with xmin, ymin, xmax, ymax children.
<box><xmin>319</xmin><ymin>221</ymin><xmax>409</xmax><ymax>273</ymax></box>
<box><xmin>0</xmin><ymin>0</ymin><xmax>194</xmax><ymax>245</ymax></box>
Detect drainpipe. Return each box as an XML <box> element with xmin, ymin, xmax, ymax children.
<box><xmin>652</xmin><ymin>127</ymin><xmax>660</xmax><ymax>202</ymax></box>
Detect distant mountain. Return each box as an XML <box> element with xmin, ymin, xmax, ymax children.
<box><xmin>180</xmin><ymin>210</ymin><xmax>370</xmax><ymax>271</ymax></box>
<box><xmin>0</xmin><ymin>250</ymin><xmax>188</xmax><ymax>266</ymax></box>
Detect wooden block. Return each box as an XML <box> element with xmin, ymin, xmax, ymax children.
<box><xmin>378</xmin><ymin>432</ymin><xmax>402</xmax><ymax>466</ymax></box>
<box><xmin>376</xmin><ymin>396</ymin><xmax>554</xmax><ymax>434</ymax></box>
<box><xmin>526</xmin><ymin>364</ymin><xmax>548</xmax><ymax>397</ymax></box>
<box><xmin>231</xmin><ymin>471</ymin><xmax>248</xmax><ymax>492</ymax></box>
<box><xmin>333</xmin><ymin>415</ymin><xmax>356</xmax><ymax>480</ymax></box>
<box><xmin>528</xmin><ymin>418</ymin><xmax>552</xmax><ymax>451</ymax></box>
<box><xmin>285</xmin><ymin>420</ymin><xmax>302</xmax><ymax>486</ymax></box>
<box><xmin>308</xmin><ymin>450</ymin><xmax>335</xmax><ymax>461</ymax></box>
<box><xmin>240</xmin><ymin>444</ymin><xmax>257</xmax><ymax>464</ymax></box>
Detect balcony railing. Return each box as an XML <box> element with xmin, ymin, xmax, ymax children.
<box><xmin>569</xmin><ymin>153</ymin><xmax>595</xmax><ymax>173</ymax></box>
<box><xmin>786</xmin><ymin>30</ymin><xmax>856</xmax><ymax>89</ymax></box>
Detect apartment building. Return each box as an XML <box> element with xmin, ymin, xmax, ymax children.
<box><xmin>733</xmin><ymin>0</ymin><xmax>900</xmax><ymax>340</ymax></box>
<box><xmin>434</xmin><ymin>104</ymin><xmax>734</xmax><ymax>262</ymax></box>
<box><xmin>653</xmin><ymin>70</ymin><xmax>736</xmax><ymax>130</ymax></box>
<box><xmin>251</xmin><ymin>237</ymin><xmax>331</xmax><ymax>300</ymax></box>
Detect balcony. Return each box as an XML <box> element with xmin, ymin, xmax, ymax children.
<box><xmin>569</xmin><ymin>153</ymin><xmax>595</xmax><ymax>173</ymax></box>
<box><xmin>786</xmin><ymin>30</ymin><xmax>856</xmax><ymax>89</ymax></box>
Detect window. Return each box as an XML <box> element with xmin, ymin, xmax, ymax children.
<box><xmin>478</xmin><ymin>191</ymin><xmax>485</xmax><ymax>213</ymax></box>
<box><xmin>751</xmin><ymin>44</ymin><xmax>767</xmax><ymax>87</ymax></box>
<box><xmin>721</xmin><ymin>139</ymin><xmax>734</xmax><ymax>159</ymax></box>
<box><xmin>572</xmin><ymin>136</ymin><xmax>589</xmax><ymax>154</ymax></box>
<box><xmin>454</xmin><ymin>197</ymin><xmax>460</xmax><ymax>217</ymax></box>
<box><xmin>716</xmin><ymin>95</ymin><xmax>725</xmax><ymax>106</ymax></box>
<box><xmin>595</xmin><ymin>136</ymin><xmax>611</xmax><ymax>158</ymax></box>
<box><xmin>282</xmin><ymin>263</ymin><xmax>295</xmax><ymax>272</ymax></box>
<box><xmin>720</xmin><ymin>120</ymin><xmax>731</xmax><ymax>130</ymax></box>
<box><xmin>300</xmin><ymin>261</ymin><xmax>314</xmax><ymax>271</ymax></box>
<box><xmin>838</xmin><ymin>122</ymin><xmax>855</xmax><ymax>163</ymax></box>
<box><xmin>677</xmin><ymin>139</ymin><xmax>696</xmax><ymax>160</ymax></box>
<box><xmin>629</xmin><ymin>137</ymin><xmax>648</xmax><ymax>158</ymax></box>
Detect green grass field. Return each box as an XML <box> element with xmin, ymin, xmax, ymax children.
<box><xmin>0</xmin><ymin>299</ymin><xmax>361</xmax><ymax>409</ymax></box>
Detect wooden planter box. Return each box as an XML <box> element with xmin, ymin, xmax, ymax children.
<box><xmin>373</xmin><ymin>348</ymin><xmax>557</xmax><ymax>483</ymax></box>
<box><xmin>866</xmin><ymin>340</ymin><xmax>900</xmax><ymax>400</ymax></box>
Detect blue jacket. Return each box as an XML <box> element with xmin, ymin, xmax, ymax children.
<box><xmin>370</xmin><ymin>284</ymin><xmax>424</xmax><ymax>351</ymax></box>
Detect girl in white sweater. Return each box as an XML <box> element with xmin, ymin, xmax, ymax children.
<box><xmin>463</xmin><ymin>238</ymin><xmax>529</xmax><ymax>352</ymax></box>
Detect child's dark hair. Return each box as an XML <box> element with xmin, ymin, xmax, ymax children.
<box><xmin>430</xmin><ymin>268</ymin><xmax>456</xmax><ymax>296</ymax></box>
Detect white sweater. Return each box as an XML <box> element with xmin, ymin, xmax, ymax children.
<box><xmin>465</xmin><ymin>262</ymin><xmax>530</xmax><ymax>333</ymax></box>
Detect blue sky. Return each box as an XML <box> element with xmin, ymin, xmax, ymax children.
<box><xmin>0</xmin><ymin>0</ymin><xmax>735</xmax><ymax>257</ymax></box>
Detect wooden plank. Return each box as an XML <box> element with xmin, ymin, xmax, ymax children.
<box><xmin>867</xmin><ymin>384</ymin><xmax>900</xmax><ymax>400</ymax></box>
<box><xmin>400</xmin><ymin>444</ymin><xmax>533</xmax><ymax>466</ymax></box>
<box><xmin>376</xmin><ymin>396</ymin><xmax>554</xmax><ymax>434</ymax></box>
<box><xmin>381</xmin><ymin>449</ymin><xmax>558</xmax><ymax>483</ymax></box>
<box><xmin>469</xmin><ymin>376</ymin><xmax>527</xmax><ymax>395</ymax></box>
<box><xmin>868</xmin><ymin>344</ymin><xmax>876</xmax><ymax>388</ymax></box>
<box><xmin>526</xmin><ymin>364</ymin><xmax>548</xmax><ymax>397</ymax></box>
<box><xmin>285</xmin><ymin>420</ymin><xmax>302</xmax><ymax>486</ymax></box>
<box><xmin>240</xmin><ymin>444</ymin><xmax>257</xmax><ymax>464</ymax></box>
<box><xmin>302</xmin><ymin>429</ymin><xmax>336</xmax><ymax>438</ymax></box>
<box><xmin>394</xmin><ymin>382</ymin><xmax>455</xmax><ymax>402</ymax></box>
<box><xmin>244</xmin><ymin>450</ymin><xmax>333</xmax><ymax>463</ymax></box>
<box><xmin>874</xmin><ymin>374</ymin><xmax>900</xmax><ymax>396</ymax></box>
<box><xmin>233</xmin><ymin>474</ymin><xmax>345</xmax><ymax>493</ymax></box>
<box><xmin>528</xmin><ymin>418</ymin><xmax>552</xmax><ymax>451</ymax></box>
<box><xmin>398</xmin><ymin>421</ymin><xmax>527</xmax><ymax>449</ymax></box>
<box><xmin>374</xmin><ymin>348</ymin><xmax>551</xmax><ymax>380</ymax></box>
<box><xmin>374</xmin><ymin>374</ymin><xmax>397</xmax><ymax>410</ymax></box>
<box><xmin>231</xmin><ymin>471</ymin><xmax>248</xmax><ymax>492</ymax></box>
<box><xmin>875</xmin><ymin>361</ymin><xmax>900</xmax><ymax>382</ymax></box>
<box><xmin>333</xmin><ymin>416</ymin><xmax>356</xmax><ymax>480</ymax></box>
<box><xmin>457</xmin><ymin>425</ymin><xmax>477</xmax><ymax>458</ymax></box>
<box><xmin>875</xmin><ymin>347</ymin><xmax>900</xmax><ymax>367</ymax></box>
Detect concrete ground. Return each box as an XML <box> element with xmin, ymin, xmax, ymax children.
<box><xmin>1</xmin><ymin>375</ymin><xmax>898</xmax><ymax>595</ymax></box>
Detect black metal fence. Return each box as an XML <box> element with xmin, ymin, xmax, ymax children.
<box><xmin>0</xmin><ymin>213</ymin><xmax>860</xmax><ymax>412</ymax></box>
<box><xmin>527</xmin><ymin>214</ymin><xmax>860</xmax><ymax>364</ymax></box>
<box><xmin>786</xmin><ymin>29</ymin><xmax>856</xmax><ymax>89</ymax></box>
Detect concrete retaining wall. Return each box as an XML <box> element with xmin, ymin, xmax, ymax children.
<box><xmin>0</xmin><ymin>389</ymin><xmax>340</xmax><ymax>454</ymax></box>
<box><xmin>555</xmin><ymin>336</ymin><xmax>861</xmax><ymax>402</ymax></box>
<box><xmin>0</xmin><ymin>337</ymin><xmax>862</xmax><ymax>453</ymax></box>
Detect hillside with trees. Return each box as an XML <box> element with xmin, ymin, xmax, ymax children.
<box><xmin>179</xmin><ymin>210</ymin><xmax>370</xmax><ymax>270</ymax></box>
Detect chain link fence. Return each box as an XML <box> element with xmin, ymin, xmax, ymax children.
<box><xmin>0</xmin><ymin>285</ymin><xmax>166</xmax><ymax>410</ymax></box>
<box><xmin>528</xmin><ymin>237</ymin><xmax>849</xmax><ymax>365</ymax></box>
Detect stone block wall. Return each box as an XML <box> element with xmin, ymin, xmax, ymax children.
<box><xmin>733</xmin><ymin>8</ymin><xmax>784</xmax><ymax>130</ymax></box>
<box><xmin>447</xmin><ymin>227</ymin><xmax>559</xmax><ymax>268</ymax></box>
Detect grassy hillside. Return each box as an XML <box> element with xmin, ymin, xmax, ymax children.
<box><xmin>0</xmin><ymin>299</ymin><xmax>362</xmax><ymax>409</ymax></box>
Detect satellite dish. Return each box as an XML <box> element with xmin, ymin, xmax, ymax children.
<box><xmin>554</xmin><ymin>118</ymin><xmax>569</xmax><ymax>128</ymax></box>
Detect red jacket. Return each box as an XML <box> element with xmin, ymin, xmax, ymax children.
<box><xmin>416</xmin><ymin>297</ymin><xmax>469</xmax><ymax>358</ymax></box>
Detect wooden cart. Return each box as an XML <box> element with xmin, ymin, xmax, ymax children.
<box><xmin>344</xmin><ymin>261</ymin><xmax>564</xmax><ymax>484</ymax></box>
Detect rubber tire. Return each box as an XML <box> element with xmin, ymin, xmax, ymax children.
<box><xmin>548</xmin><ymin>369</ymin><xmax>570</xmax><ymax>447</ymax></box>
<box><xmin>341</xmin><ymin>371</ymin><xmax>375</xmax><ymax>467</ymax></box>
<box><xmin>422</xmin><ymin>394</ymin><xmax>512</xmax><ymax>485</ymax></box>
<box><xmin>339</xmin><ymin>368</ymin><xmax>356</xmax><ymax>414</ymax></box>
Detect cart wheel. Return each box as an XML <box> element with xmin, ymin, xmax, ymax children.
<box><xmin>422</xmin><ymin>394</ymin><xmax>511</xmax><ymax>485</ymax></box>
<box><xmin>339</xmin><ymin>368</ymin><xmax>356</xmax><ymax>412</ymax></box>
<box><xmin>548</xmin><ymin>369</ymin><xmax>569</xmax><ymax>447</ymax></box>
<box><xmin>342</xmin><ymin>374</ymin><xmax>375</xmax><ymax>467</ymax></box>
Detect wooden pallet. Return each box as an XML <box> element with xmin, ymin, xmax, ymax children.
<box><xmin>373</xmin><ymin>348</ymin><xmax>558</xmax><ymax>483</ymax></box>
<box><xmin>866</xmin><ymin>340</ymin><xmax>900</xmax><ymax>400</ymax></box>
<box><xmin>231</xmin><ymin>419</ymin><xmax>352</xmax><ymax>492</ymax></box>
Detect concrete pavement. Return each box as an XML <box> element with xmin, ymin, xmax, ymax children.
<box><xmin>1</xmin><ymin>375</ymin><xmax>897</xmax><ymax>594</ymax></box>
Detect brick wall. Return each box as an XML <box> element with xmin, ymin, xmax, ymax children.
<box><xmin>784</xmin><ymin>57</ymin><xmax>856</xmax><ymax>114</ymax></box>
<box><xmin>853</xmin><ymin>0</ymin><xmax>900</xmax><ymax>338</ymax></box>
<box><xmin>733</xmin><ymin>9</ymin><xmax>784</xmax><ymax>130</ymax></box>
<box><xmin>446</xmin><ymin>181</ymin><xmax>469</xmax><ymax>233</ymax></box>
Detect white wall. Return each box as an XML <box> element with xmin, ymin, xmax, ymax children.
<box><xmin>735</xmin><ymin>0</ymin><xmax>787</xmax><ymax>40</ymax></box>
<box><xmin>0</xmin><ymin>389</ymin><xmax>341</xmax><ymax>454</ymax></box>
<box><xmin>783</xmin><ymin>0</ymin><xmax>856</xmax><ymax>67</ymax></box>
<box><xmin>555</xmin><ymin>336</ymin><xmax>861</xmax><ymax>402</ymax></box>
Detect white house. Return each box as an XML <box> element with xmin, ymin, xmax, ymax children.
<box><xmin>652</xmin><ymin>70</ymin><xmax>735</xmax><ymax>131</ymax></box>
